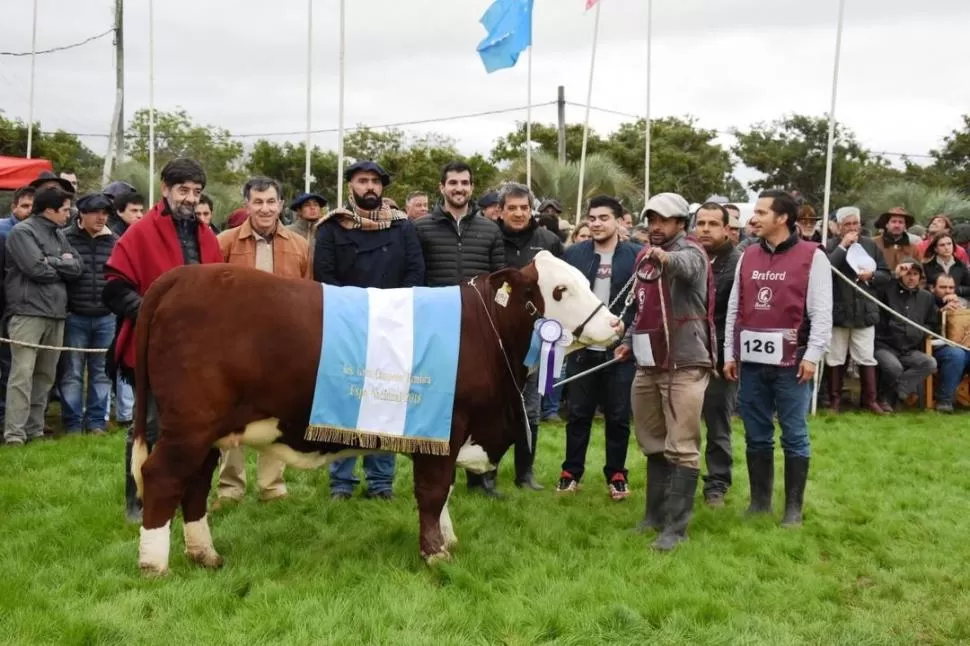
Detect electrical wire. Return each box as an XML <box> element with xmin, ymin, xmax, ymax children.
<box><xmin>0</xmin><ymin>27</ymin><xmax>113</xmax><ymax>57</ymax></box>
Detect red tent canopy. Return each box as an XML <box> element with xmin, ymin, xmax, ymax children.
<box><xmin>0</xmin><ymin>156</ymin><xmax>53</xmax><ymax>191</ymax></box>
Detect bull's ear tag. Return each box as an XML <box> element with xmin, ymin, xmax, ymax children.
<box><xmin>494</xmin><ymin>282</ymin><xmax>511</xmax><ymax>308</ymax></box>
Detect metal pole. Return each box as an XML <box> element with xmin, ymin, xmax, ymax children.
<box><xmin>114</xmin><ymin>0</ymin><xmax>124</xmax><ymax>165</ymax></box>
<box><xmin>574</xmin><ymin>0</ymin><xmax>602</xmax><ymax>225</ymax></box>
<box><xmin>26</xmin><ymin>0</ymin><xmax>38</xmax><ymax>159</ymax></box>
<box><xmin>812</xmin><ymin>0</ymin><xmax>847</xmax><ymax>416</ymax></box>
<box><xmin>335</xmin><ymin>0</ymin><xmax>346</xmax><ymax>207</ymax></box>
<box><xmin>526</xmin><ymin>47</ymin><xmax>533</xmax><ymax>192</ymax></box>
<box><xmin>556</xmin><ymin>85</ymin><xmax>566</xmax><ymax>164</ymax></box>
<box><xmin>304</xmin><ymin>0</ymin><xmax>313</xmax><ymax>192</ymax></box>
<box><xmin>148</xmin><ymin>0</ymin><xmax>155</xmax><ymax>205</ymax></box>
<box><xmin>643</xmin><ymin>0</ymin><xmax>652</xmax><ymax>203</ymax></box>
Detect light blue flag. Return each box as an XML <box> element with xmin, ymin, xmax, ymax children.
<box><xmin>476</xmin><ymin>0</ymin><xmax>534</xmax><ymax>73</ymax></box>
<box><xmin>306</xmin><ymin>284</ymin><xmax>462</xmax><ymax>455</ymax></box>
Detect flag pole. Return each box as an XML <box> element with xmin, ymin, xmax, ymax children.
<box><xmin>304</xmin><ymin>0</ymin><xmax>313</xmax><ymax>193</ymax></box>
<box><xmin>26</xmin><ymin>0</ymin><xmax>38</xmax><ymax>159</ymax></box>
<box><xmin>526</xmin><ymin>46</ymin><xmax>533</xmax><ymax>192</ymax></box>
<box><xmin>148</xmin><ymin>0</ymin><xmax>155</xmax><ymax>205</ymax></box>
<box><xmin>643</xmin><ymin>0</ymin><xmax>652</xmax><ymax>203</ymax></box>
<box><xmin>811</xmin><ymin>0</ymin><xmax>847</xmax><ymax>416</ymax></box>
<box><xmin>335</xmin><ymin>0</ymin><xmax>346</xmax><ymax>208</ymax></box>
<box><xmin>575</xmin><ymin>0</ymin><xmax>602</xmax><ymax>225</ymax></box>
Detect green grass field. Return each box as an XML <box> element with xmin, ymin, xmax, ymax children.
<box><xmin>2</xmin><ymin>412</ymin><xmax>970</xmax><ymax>645</ymax></box>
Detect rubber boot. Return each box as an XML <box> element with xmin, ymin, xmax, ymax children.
<box><xmin>514</xmin><ymin>423</ymin><xmax>543</xmax><ymax>490</ymax></box>
<box><xmin>636</xmin><ymin>453</ymin><xmax>670</xmax><ymax>533</ymax></box>
<box><xmin>124</xmin><ymin>435</ymin><xmax>142</xmax><ymax>524</ymax></box>
<box><xmin>652</xmin><ymin>465</ymin><xmax>699</xmax><ymax>552</ymax></box>
<box><xmin>859</xmin><ymin>366</ymin><xmax>886</xmax><ymax>415</ymax></box>
<box><xmin>745</xmin><ymin>451</ymin><xmax>774</xmax><ymax>515</ymax></box>
<box><xmin>827</xmin><ymin>365</ymin><xmax>844</xmax><ymax>413</ymax></box>
<box><xmin>781</xmin><ymin>455</ymin><xmax>809</xmax><ymax>527</ymax></box>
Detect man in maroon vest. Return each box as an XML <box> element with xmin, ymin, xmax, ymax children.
<box><xmin>723</xmin><ymin>190</ymin><xmax>833</xmax><ymax>528</ymax></box>
<box><xmin>615</xmin><ymin>192</ymin><xmax>717</xmax><ymax>551</ymax></box>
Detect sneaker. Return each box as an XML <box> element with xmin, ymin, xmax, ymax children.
<box><xmin>330</xmin><ymin>491</ymin><xmax>353</xmax><ymax>501</ymax></box>
<box><xmin>937</xmin><ymin>402</ymin><xmax>954</xmax><ymax>414</ymax></box>
<box><xmin>89</xmin><ymin>428</ymin><xmax>107</xmax><ymax>436</ymax></box>
<box><xmin>556</xmin><ymin>471</ymin><xmax>580</xmax><ymax>493</ymax></box>
<box><xmin>365</xmin><ymin>490</ymin><xmax>394</xmax><ymax>500</ymax></box>
<box><xmin>608</xmin><ymin>473</ymin><xmax>630</xmax><ymax>501</ymax></box>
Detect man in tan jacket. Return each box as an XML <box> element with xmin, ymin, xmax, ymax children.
<box><xmin>214</xmin><ymin>176</ymin><xmax>311</xmax><ymax>508</ymax></box>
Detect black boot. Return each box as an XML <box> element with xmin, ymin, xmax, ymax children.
<box><xmin>480</xmin><ymin>470</ymin><xmax>504</xmax><ymax>499</ymax></box>
<box><xmin>124</xmin><ymin>435</ymin><xmax>142</xmax><ymax>524</ymax></box>
<box><xmin>514</xmin><ymin>424</ymin><xmax>543</xmax><ymax>491</ymax></box>
<box><xmin>827</xmin><ymin>365</ymin><xmax>844</xmax><ymax>413</ymax></box>
<box><xmin>636</xmin><ymin>453</ymin><xmax>670</xmax><ymax>533</ymax></box>
<box><xmin>781</xmin><ymin>455</ymin><xmax>809</xmax><ymax>527</ymax></box>
<box><xmin>652</xmin><ymin>465</ymin><xmax>699</xmax><ymax>552</ymax></box>
<box><xmin>745</xmin><ymin>451</ymin><xmax>774</xmax><ymax>515</ymax></box>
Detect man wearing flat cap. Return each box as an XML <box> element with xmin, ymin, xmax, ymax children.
<box><xmin>478</xmin><ymin>192</ymin><xmax>501</xmax><ymax>222</ymax></box>
<box><xmin>60</xmin><ymin>194</ymin><xmax>119</xmax><ymax>435</ymax></box>
<box><xmin>315</xmin><ymin>160</ymin><xmax>425</xmax><ymax>501</ymax></box>
<box><xmin>616</xmin><ymin>192</ymin><xmax>716</xmax><ymax>551</ymax></box>
<box><xmin>287</xmin><ymin>192</ymin><xmax>328</xmax><ymax>268</ymax></box>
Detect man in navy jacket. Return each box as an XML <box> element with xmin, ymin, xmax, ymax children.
<box><xmin>557</xmin><ymin>195</ymin><xmax>642</xmax><ymax>500</ymax></box>
<box><xmin>314</xmin><ymin>161</ymin><xmax>425</xmax><ymax>499</ymax></box>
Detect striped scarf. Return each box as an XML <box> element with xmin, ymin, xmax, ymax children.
<box><xmin>325</xmin><ymin>194</ymin><xmax>406</xmax><ymax>231</ymax></box>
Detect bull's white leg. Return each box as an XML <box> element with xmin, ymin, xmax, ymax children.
<box><xmin>440</xmin><ymin>486</ymin><xmax>457</xmax><ymax>549</ymax></box>
<box><xmin>139</xmin><ymin>520</ymin><xmax>172</xmax><ymax>576</ymax></box>
<box><xmin>184</xmin><ymin>514</ymin><xmax>223</xmax><ymax>569</ymax></box>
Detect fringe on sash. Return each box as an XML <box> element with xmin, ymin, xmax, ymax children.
<box><xmin>303</xmin><ymin>425</ymin><xmax>451</xmax><ymax>456</ymax></box>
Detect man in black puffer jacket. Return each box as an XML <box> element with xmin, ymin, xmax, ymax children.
<box><xmin>61</xmin><ymin>194</ymin><xmax>119</xmax><ymax>435</ymax></box>
<box><xmin>496</xmin><ymin>183</ymin><xmax>564</xmax><ymax>492</ymax></box>
<box><xmin>414</xmin><ymin>161</ymin><xmax>505</xmax><ymax>497</ymax></box>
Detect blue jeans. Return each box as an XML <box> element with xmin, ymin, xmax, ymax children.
<box><xmin>114</xmin><ymin>374</ymin><xmax>134</xmax><ymax>422</ymax></box>
<box><xmin>329</xmin><ymin>454</ymin><xmax>396</xmax><ymax>495</ymax></box>
<box><xmin>59</xmin><ymin>314</ymin><xmax>115</xmax><ymax>432</ymax></box>
<box><xmin>934</xmin><ymin>345</ymin><xmax>970</xmax><ymax>405</ymax></box>
<box><xmin>738</xmin><ymin>363</ymin><xmax>811</xmax><ymax>458</ymax></box>
<box><xmin>540</xmin><ymin>364</ymin><xmax>565</xmax><ymax>419</ymax></box>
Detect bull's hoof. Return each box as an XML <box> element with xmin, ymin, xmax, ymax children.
<box><xmin>424</xmin><ymin>550</ymin><xmax>452</xmax><ymax>565</ymax></box>
<box><xmin>139</xmin><ymin>563</ymin><xmax>170</xmax><ymax>578</ymax></box>
<box><xmin>186</xmin><ymin>549</ymin><xmax>224</xmax><ymax>569</ymax></box>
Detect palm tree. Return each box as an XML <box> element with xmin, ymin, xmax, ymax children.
<box><xmin>503</xmin><ymin>151</ymin><xmax>640</xmax><ymax>222</ymax></box>
<box><xmin>858</xmin><ymin>181</ymin><xmax>970</xmax><ymax>225</ymax></box>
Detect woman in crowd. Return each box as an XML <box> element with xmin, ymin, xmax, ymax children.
<box><xmin>923</xmin><ymin>232</ymin><xmax>970</xmax><ymax>297</ymax></box>
<box><xmin>570</xmin><ymin>222</ymin><xmax>591</xmax><ymax>246</ymax></box>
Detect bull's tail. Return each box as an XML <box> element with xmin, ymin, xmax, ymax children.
<box><xmin>131</xmin><ymin>271</ymin><xmax>181</xmax><ymax>500</ymax></box>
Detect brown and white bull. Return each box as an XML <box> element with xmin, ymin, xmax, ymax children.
<box><xmin>130</xmin><ymin>250</ymin><xmax>620</xmax><ymax>575</ymax></box>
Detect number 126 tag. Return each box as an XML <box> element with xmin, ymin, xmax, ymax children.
<box><xmin>739</xmin><ymin>330</ymin><xmax>784</xmax><ymax>365</ymax></box>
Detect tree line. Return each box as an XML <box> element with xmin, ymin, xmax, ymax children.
<box><xmin>1</xmin><ymin>107</ymin><xmax>968</xmax><ymax>224</ymax></box>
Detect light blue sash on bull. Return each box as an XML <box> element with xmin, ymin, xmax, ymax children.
<box><xmin>304</xmin><ymin>284</ymin><xmax>462</xmax><ymax>455</ymax></box>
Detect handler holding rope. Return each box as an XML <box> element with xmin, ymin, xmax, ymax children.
<box><xmin>723</xmin><ymin>190</ymin><xmax>833</xmax><ymax>528</ymax></box>
<box><xmin>616</xmin><ymin>193</ymin><xmax>717</xmax><ymax>552</ymax></box>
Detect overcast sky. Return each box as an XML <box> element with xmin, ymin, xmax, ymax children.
<box><xmin>2</xmin><ymin>0</ymin><xmax>968</xmax><ymax>189</ymax></box>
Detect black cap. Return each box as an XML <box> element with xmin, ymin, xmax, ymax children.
<box><xmin>289</xmin><ymin>192</ymin><xmax>328</xmax><ymax>211</ymax></box>
<box><xmin>344</xmin><ymin>161</ymin><xmax>391</xmax><ymax>186</ymax></box>
<box><xmin>102</xmin><ymin>180</ymin><xmax>136</xmax><ymax>199</ymax></box>
<box><xmin>478</xmin><ymin>191</ymin><xmax>500</xmax><ymax>209</ymax></box>
<box><xmin>76</xmin><ymin>193</ymin><xmax>114</xmax><ymax>213</ymax></box>
<box><xmin>537</xmin><ymin>199</ymin><xmax>562</xmax><ymax>214</ymax></box>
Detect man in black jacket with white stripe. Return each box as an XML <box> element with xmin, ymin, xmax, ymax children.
<box><xmin>414</xmin><ymin>161</ymin><xmax>505</xmax><ymax>497</ymax></box>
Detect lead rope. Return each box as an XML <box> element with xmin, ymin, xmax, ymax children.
<box><xmin>467</xmin><ymin>277</ymin><xmax>533</xmax><ymax>453</ymax></box>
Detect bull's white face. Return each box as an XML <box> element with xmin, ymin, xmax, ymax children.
<box><xmin>532</xmin><ymin>251</ymin><xmax>620</xmax><ymax>346</ymax></box>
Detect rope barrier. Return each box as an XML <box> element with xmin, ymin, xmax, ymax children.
<box><xmin>0</xmin><ymin>337</ymin><xmax>108</xmax><ymax>353</ymax></box>
<box><xmin>829</xmin><ymin>265</ymin><xmax>970</xmax><ymax>352</ymax></box>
